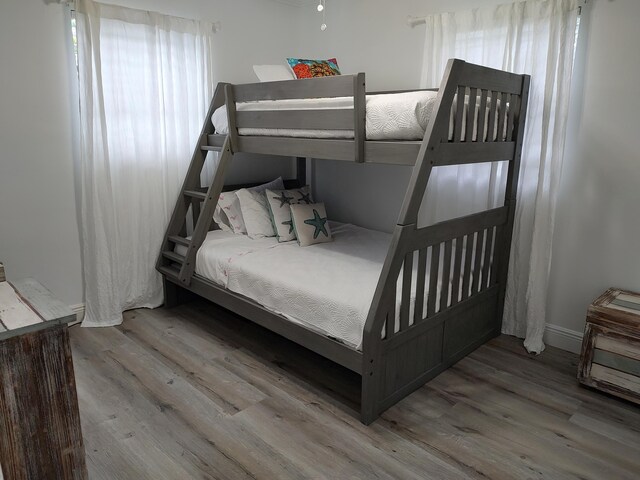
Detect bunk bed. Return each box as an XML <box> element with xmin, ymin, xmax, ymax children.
<box><xmin>157</xmin><ymin>59</ymin><xmax>530</xmax><ymax>424</ymax></box>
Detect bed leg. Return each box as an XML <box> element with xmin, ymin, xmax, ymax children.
<box><xmin>163</xmin><ymin>277</ymin><xmax>182</xmax><ymax>308</ymax></box>
<box><xmin>360</xmin><ymin>365</ymin><xmax>382</xmax><ymax>425</ymax></box>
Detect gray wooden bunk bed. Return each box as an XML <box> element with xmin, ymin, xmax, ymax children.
<box><xmin>157</xmin><ymin>59</ymin><xmax>530</xmax><ymax>424</ymax></box>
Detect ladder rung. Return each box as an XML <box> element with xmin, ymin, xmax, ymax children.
<box><xmin>162</xmin><ymin>251</ymin><xmax>186</xmax><ymax>264</ymax></box>
<box><xmin>158</xmin><ymin>265</ymin><xmax>180</xmax><ymax>279</ymax></box>
<box><xmin>184</xmin><ymin>190</ymin><xmax>207</xmax><ymax>200</ymax></box>
<box><xmin>168</xmin><ymin>235</ymin><xmax>190</xmax><ymax>247</ymax></box>
<box><xmin>201</xmin><ymin>145</ymin><xmax>221</xmax><ymax>152</ymax></box>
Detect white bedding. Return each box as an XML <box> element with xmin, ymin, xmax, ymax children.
<box><xmin>176</xmin><ymin>223</ymin><xmax>445</xmax><ymax>350</ymax></box>
<box><xmin>212</xmin><ymin>91</ymin><xmax>439</xmax><ymax>141</ymax></box>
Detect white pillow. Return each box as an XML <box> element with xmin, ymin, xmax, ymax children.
<box><xmin>253</xmin><ymin>64</ymin><xmax>295</xmax><ymax>82</ymax></box>
<box><xmin>216</xmin><ymin>190</ymin><xmax>245</xmax><ymax>233</ymax></box>
<box><xmin>236</xmin><ymin>189</ymin><xmax>276</xmax><ymax>239</ymax></box>
<box><xmin>213</xmin><ymin>177</ymin><xmax>284</xmax><ymax>234</ymax></box>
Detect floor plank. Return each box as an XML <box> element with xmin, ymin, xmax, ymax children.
<box><xmin>70</xmin><ymin>300</ymin><xmax>640</xmax><ymax>480</ymax></box>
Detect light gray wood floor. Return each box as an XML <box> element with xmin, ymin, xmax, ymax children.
<box><xmin>70</xmin><ymin>300</ymin><xmax>640</xmax><ymax>480</ymax></box>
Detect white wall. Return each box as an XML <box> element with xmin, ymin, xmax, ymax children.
<box><xmin>546</xmin><ymin>0</ymin><xmax>640</xmax><ymax>351</ymax></box>
<box><xmin>0</xmin><ymin>0</ymin><xmax>83</xmax><ymax>306</ymax></box>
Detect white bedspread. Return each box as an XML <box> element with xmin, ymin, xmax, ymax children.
<box><xmin>175</xmin><ymin>223</ymin><xmax>481</xmax><ymax>349</ymax></box>
<box><xmin>211</xmin><ymin>91</ymin><xmax>438</xmax><ymax>141</ymax></box>
<box><xmin>177</xmin><ymin>224</ymin><xmax>390</xmax><ymax>349</ymax></box>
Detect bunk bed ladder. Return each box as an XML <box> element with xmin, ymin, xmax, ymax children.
<box><xmin>157</xmin><ymin>83</ymin><xmax>230</xmax><ymax>287</ymax></box>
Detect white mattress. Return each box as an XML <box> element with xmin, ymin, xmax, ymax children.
<box><xmin>211</xmin><ymin>91</ymin><xmax>507</xmax><ymax>142</ymax></box>
<box><xmin>176</xmin><ymin>223</ymin><xmax>448</xmax><ymax>350</ymax></box>
<box><xmin>212</xmin><ymin>91</ymin><xmax>438</xmax><ymax>141</ymax></box>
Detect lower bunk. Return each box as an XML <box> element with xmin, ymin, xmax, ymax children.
<box><xmin>161</xmin><ymin>211</ymin><xmax>507</xmax><ymax>424</ymax></box>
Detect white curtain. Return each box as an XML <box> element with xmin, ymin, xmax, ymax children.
<box><xmin>418</xmin><ymin>0</ymin><xmax>579</xmax><ymax>353</ymax></box>
<box><xmin>76</xmin><ymin>0</ymin><xmax>215</xmax><ymax>326</ymax></box>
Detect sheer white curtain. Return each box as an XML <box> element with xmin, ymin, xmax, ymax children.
<box><xmin>75</xmin><ymin>0</ymin><xmax>215</xmax><ymax>326</ymax></box>
<box><xmin>418</xmin><ymin>0</ymin><xmax>579</xmax><ymax>352</ymax></box>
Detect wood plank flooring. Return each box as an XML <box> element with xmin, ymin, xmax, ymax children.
<box><xmin>69</xmin><ymin>300</ymin><xmax>640</xmax><ymax>479</ymax></box>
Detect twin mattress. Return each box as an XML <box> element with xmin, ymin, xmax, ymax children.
<box><xmin>175</xmin><ymin>223</ymin><xmax>478</xmax><ymax>350</ymax></box>
<box><xmin>211</xmin><ymin>91</ymin><xmax>438</xmax><ymax>141</ymax></box>
<box><xmin>211</xmin><ymin>90</ymin><xmax>506</xmax><ymax>142</ymax></box>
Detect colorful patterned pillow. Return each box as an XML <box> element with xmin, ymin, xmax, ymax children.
<box><xmin>266</xmin><ymin>186</ymin><xmax>314</xmax><ymax>242</ymax></box>
<box><xmin>290</xmin><ymin>202</ymin><xmax>333</xmax><ymax>247</ymax></box>
<box><xmin>286</xmin><ymin>58</ymin><xmax>340</xmax><ymax>79</ymax></box>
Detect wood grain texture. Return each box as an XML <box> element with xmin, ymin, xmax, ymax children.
<box><xmin>579</xmin><ymin>288</ymin><xmax>640</xmax><ymax>405</ymax></box>
<box><xmin>71</xmin><ymin>303</ymin><xmax>640</xmax><ymax>480</ymax></box>
<box><xmin>0</xmin><ymin>280</ymin><xmax>75</xmax><ymax>341</ymax></box>
<box><xmin>0</xmin><ymin>326</ymin><xmax>86</xmax><ymax>479</ymax></box>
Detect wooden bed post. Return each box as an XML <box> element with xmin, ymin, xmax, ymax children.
<box><xmin>493</xmin><ymin>75</ymin><xmax>530</xmax><ymax>334</ymax></box>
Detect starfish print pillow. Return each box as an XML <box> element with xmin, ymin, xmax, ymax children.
<box><xmin>290</xmin><ymin>202</ymin><xmax>333</xmax><ymax>247</ymax></box>
<box><xmin>265</xmin><ymin>186</ymin><xmax>314</xmax><ymax>242</ymax></box>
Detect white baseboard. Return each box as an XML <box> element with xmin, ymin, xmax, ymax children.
<box><xmin>544</xmin><ymin>323</ymin><xmax>584</xmax><ymax>354</ymax></box>
<box><xmin>69</xmin><ymin>303</ymin><xmax>85</xmax><ymax>325</ymax></box>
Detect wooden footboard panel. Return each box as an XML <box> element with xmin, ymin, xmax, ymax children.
<box><xmin>375</xmin><ymin>287</ymin><xmax>499</xmax><ymax>415</ymax></box>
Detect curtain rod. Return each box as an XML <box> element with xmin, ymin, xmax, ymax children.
<box><xmin>407</xmin><ymin>0</ymin><xmax>588</xmax><ymax>28</ymax></box>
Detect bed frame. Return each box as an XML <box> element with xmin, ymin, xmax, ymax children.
<box><xmin>157</xmin><ymin>59</ymin><xmax>530</xmax><ymax>424</ymax></box>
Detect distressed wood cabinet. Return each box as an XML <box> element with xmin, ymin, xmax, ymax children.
<box><xmin>578</xmin><ymin>288</ymin><xmax>640</xmax><ymax>405</ymax></box>
<box><xmin>0</xmin><ymin>276</ymin><xmax>87</xmax><ymax>480</ymax></box>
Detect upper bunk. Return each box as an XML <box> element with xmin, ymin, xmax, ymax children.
<box><xmin>203</xmin><ymin>59</ymin><xmax>530</xmax><ymax>167</ymax></box>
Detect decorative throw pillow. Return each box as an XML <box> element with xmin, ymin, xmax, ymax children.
<box><xmin>290</xmin><ymin>202</ymin><xmax>333</xmax><ymax>247</ymax></box>
<box><xmin>236</xmin><ymin>189</ymin><xmax>276</xmax><ymax>239</ymax></box>
<box><xmin>286</xmin><ymin>58</ymin><xmax>340</xmax><ymax>79</ymax></box>
<box><xmin>253</xmin><ymin>64</ymin><xmax>296</xmax><ymax>82</ymax></box>
<box><xmin>265</xmin><ymin>186</ymin><xmax>314</xmax><ymax>242</ymax></box>
<box><xmin>213</xmin><ymin>177</ymin><xmax>284</xmax><ymax>234</ymax></box>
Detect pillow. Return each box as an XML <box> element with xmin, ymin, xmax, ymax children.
<box><xmin>290</xmin><ymin>202</ymin><xmax>333</xmax><ymax>247</ymax></box>
<box><xmin>236</xmin><ymin>189</ymin><xmax>276</xmax><ymax>239</ymax></box>
<box><xmin>213</xmin><ymin>177</ymin><xmax>284</xmax><ymax>234</ymax></box>
<box><xmin>253</xmin><ymin>64</ymin><xmax>296</xmax><ymax>82</ymax></box>
<box><xmin>265</xmin><ymin>186</ymin><xmax>314</xmax><ymax>242</ymax></box>
<box><xmin>216</xmin><ymin>190</ymin><xmax>245</xmax><ymax>233</ymax></box>
<box><xmin>286</xmin><ymin>58</ymin><xmax>341</xmax><ymax>79</ymax></box>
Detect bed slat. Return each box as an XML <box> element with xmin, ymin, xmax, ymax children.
<box><xmin>491</xmin><ymin>225</ymin><xmax>503</xmax><ymax>286</ymax></box>
<box><xmin>453</xmin><ymin>86</ymin><xmax>466</xmax><ymax>142</ymax></box>
<box><xmin>462</xmin><ymin>234</ymin><xmax>474</xmax><ymax>301</ymax></box>
<box><xmin>466</xmin><ymin>87</ymin><xmax>478</xmax><ymax>142</ymax></box>
<box><xmin>427</xmin><ymin>244</ymin><xmax>441</xmax><ymax>317</ymax></box>
<box><xmin>497</xmin><ymin>93</ymin><xmax>509</xmax><ymax>143</ymax></box>
<box><xmin>400</xmin><ymin>252</ymin><xmax>413</xmax><ymax>332</ymax></box>
<box><xmin>451</xmin><ymin>236</ymin><xmax>464</xmax><ymax>306</ymax></box>
<box><xmin>414</xmin><ymin>248</ymin><xmax>428</xmax><ymax>325</ymax></box>
<box><xmin>477</xmin><ymin>89</ymin><xmax>488</xmax><ymax>142</ymax></box>
<box><xmin>487</xmin><ymin>93</ymin><xmax>498</xmax><ymax>142</ymax></box>
<box><xmin>482</xmin><ymin>226</ymin><xmax>495</xmax><ymax>290</ymax></box>
<box><xmin>388</xmin><ymin>283</ymin><xmax>397</xmax><ymax>337</ymax></box>
<box><xmin>440</xmin><ymin>240</ymin><xmax>453</xmax><ymax>311</ymax></box>
<box><xmin>472</xmin><ymin>229</ymin><xmax>486</xmax><ymax>294</ymax></box>
<box><xmin>506</xmin><ymin>94</ymin><xmax>518</xmax><ymax>141</ymax></box>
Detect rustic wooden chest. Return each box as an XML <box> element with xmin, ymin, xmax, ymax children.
<box><xmin>0</xmin><ymin>276</ymin><xmax>87</xmax><ymax>479</ymax></box>
<box><xmin>578</xmin><ymin>288</ymin><xmax>640</xmax><ymax>405</ymax></box>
